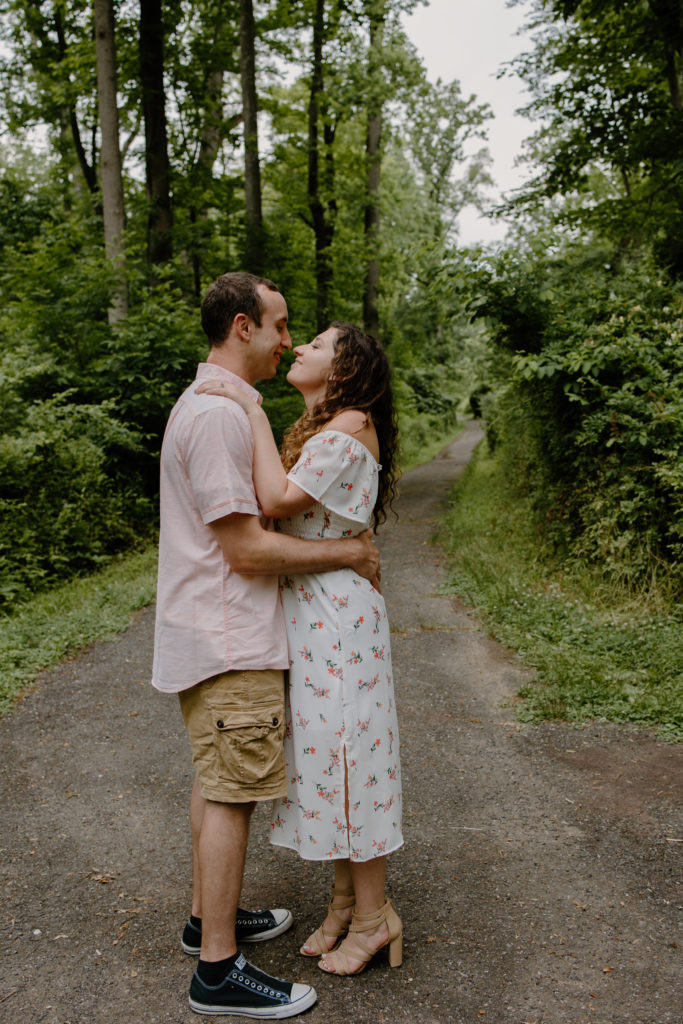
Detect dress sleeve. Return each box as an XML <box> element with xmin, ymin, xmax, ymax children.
<box><xmin>287</xmin><ymin>432</ymin><xmax>378</xmax><ymax>523</ymax></box>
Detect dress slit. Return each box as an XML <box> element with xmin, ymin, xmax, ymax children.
<box><xmin>342</xmin><ymin>744</ymin><xmax>351</xmax><ymax>846</ymax></box>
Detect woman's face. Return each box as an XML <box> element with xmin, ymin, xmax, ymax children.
<box><xmin>286</xmin><ymin>327</ymin><xmax>339</xmax><ymax>400</ymax></box>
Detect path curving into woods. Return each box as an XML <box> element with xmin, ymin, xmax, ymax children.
<box><xmin>1</xmin><ymin>421</ymin><xmax>681</xmax><ymax>1023</ymax></box>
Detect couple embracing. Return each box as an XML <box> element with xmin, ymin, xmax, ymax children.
<box><xmin>152</xmin><ymin>272</ymin><xmax>403</xmax><ymax>1017</ymax></box>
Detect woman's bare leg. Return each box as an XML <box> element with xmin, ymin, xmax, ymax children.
<box><xmin>300</xmin><ymin>859</ymin><xmax>354</xmax><ymax>955</ymax></box>
<box><xmin>349</xmin><ymin>855</ymin><xmax>385</xmax><ymax>914</ymax></box>
<box><xmin>319</xmin><ymin>855</ymin><xmax>393</xmax><ymax>974</ymax></box>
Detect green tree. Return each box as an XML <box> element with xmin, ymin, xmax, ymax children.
<box><xmin>0</xmin><ymin>0</ymin><xmax>99</xmax><ymax>210</ymax></box>
<box><xmin>508</xmin><ymin>0</ymin><xmax>683</xmax><ymax>271</ymax></box>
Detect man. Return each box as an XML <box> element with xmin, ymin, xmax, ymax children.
<box><xmin>152</xmin><ymin>272</ymin><xmax>380</xmax><ymax>1018</ymax></box>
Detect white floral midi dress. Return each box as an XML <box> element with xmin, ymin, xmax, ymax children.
<box><xmin>269</xmin><ymin>430</ymin><xmax>403</xmax><ymax>863</ymax></box>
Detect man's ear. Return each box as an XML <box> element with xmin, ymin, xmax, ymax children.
<box><xmin>234</xmin><ymin>313</ymin><xmax>250</xmax><ymax>340</ymax></box>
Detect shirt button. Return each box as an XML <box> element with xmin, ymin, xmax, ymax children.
<box><xmin>216</xmin><ymin>719</ymin><xmax>224</xmax><ymax>729</ymax></box>
<box><xmin>272</xmin><ymin>717</ymin><xmax>279</xmax><ymax>726</ymax></box>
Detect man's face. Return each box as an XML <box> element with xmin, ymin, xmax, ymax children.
<box><xmin>246</xmin><ymin>286</ymin><xmax>292</xmax><ymax>382</ymax></box>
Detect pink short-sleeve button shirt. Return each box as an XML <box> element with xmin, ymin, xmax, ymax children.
<box><xmin>152</xmin><ymin>364</ymin><xmax>289</xmax><ymax>693</ymax></box>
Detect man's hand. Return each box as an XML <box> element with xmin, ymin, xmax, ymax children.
<box><xmin>347</xmin><ymin>529</ymin><xmax>381</xmax><ymax>590</ymax></box>
<box><xmin>210</xmin><ymin>514</ymin><xmax>382</xmax><ymax>583</ymax></box>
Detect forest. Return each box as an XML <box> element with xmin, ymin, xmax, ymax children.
<box><xmin>1</xmin><ymin>0</ymin><xmax>682</xmax><ymax>730</ymax></box>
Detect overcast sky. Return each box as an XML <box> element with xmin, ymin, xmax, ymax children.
<box><xmin>402</xmin><ymin>0</ymin><xmax>535</xmax><ymax>245</ymax></box>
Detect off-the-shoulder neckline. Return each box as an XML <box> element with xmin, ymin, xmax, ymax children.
<box><xmin>313</xmin><ymin>429</ymin><xmax>380</xmax><ymax>466</ymax></box>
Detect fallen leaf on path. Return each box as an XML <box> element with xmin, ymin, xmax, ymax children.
<box><xmin>89</xmin><ymin>872</ymin><xmax>115</xmax><ymax>884</ymax></box>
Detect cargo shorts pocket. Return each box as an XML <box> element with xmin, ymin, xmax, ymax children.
<box><xmin>209</xmin><ymin>701</ymin><xmax>286</xmax><ymax>787</ymax></box>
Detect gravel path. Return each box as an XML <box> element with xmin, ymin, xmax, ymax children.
<box><xmin>1</xmin><ymin>422</ymin><xmax>681</xmax><ymax>1024</ymax></box>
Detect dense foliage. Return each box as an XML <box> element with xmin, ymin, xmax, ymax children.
<box><xmin>471</xmin><ymin>0</ymin><xmax>683</xmax><ymax>597</ymax></box>
<box><xmin>477</xmin><ymin>253</ymin><xmax>683</xmax><ymax>592</ymax></box>
<box><xmin>507</xmin><ymin>0</ymin><xmax>683</xmax><ymax>270</ymax></box>
<box><xmin>3</xmin><ymin>0</ymin><xmax>682</xmax><ymax>620</ymax></box>
<box><xmin>0</xmin><ymin>0</ymin><xmax>488</xmax><ymax>610</ymax></box>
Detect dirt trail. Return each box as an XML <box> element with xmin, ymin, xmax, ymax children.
<box><xmin>1</xmin><ymin>422</ymin><xmax>681</xmax><ymax>1024</ymax></box>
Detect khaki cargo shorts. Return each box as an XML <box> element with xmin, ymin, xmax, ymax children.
<box><xmin>178</xmin><ymin>669</ymin><xmax>286</xmax><ymax>803</ymax></box>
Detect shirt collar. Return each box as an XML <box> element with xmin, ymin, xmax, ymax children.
<box><xmin>196</xmin><ymin>363</ymin><xmax>263</xmax><ymax>406</ymax></box>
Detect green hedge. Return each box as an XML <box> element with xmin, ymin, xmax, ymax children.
<box><xmin>480</xmin><ymin>257</ymin><xmax>683</xmax><ymax>595</ymax></box>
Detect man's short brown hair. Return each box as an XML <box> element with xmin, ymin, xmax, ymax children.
<box><xmin>201</xmin><ymin>272</ymin><xmax>280</xmax><ymax>347</ymax></box>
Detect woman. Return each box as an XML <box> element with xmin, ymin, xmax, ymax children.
<box><xmin>196</xmin><ymin>322</ymin><xmax>403</xmax><ymax>976</ymax></box>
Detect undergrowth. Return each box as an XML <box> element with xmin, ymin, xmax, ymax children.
<box><xmin>441</xmin><ymin>442</ymin><xmax>683</xmax><ymax>741</ymax></box>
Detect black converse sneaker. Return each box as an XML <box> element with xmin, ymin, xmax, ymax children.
<box><xmin>189</xmin><ymin>953</ymin><xmax>317</xmax><ymax>1018</ymax></box>
<box><xmin>182</xmin><ymin>908</ymin><xmax>293</xmax><ymax>955</ymax></box>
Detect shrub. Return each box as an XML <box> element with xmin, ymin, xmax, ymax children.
<box><xmin>0</xmin><ymin>389</ymin><xmax>153</xmax><ymax>609</ymax></box>
<box><xmin>481</xmin><ymin>257</ymin><xmax>683</xmax><ymax>593</ymax></box>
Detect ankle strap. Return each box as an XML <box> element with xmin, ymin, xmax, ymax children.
<box><xmin>351</xmin><ymin>899</ymin><xmax>391</xmax><ymax>926</ymax></box>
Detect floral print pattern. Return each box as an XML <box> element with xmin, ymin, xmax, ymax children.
<box><xmin>270</xmin><ymin>431</ymin><xmax>403</xmax><ymax>862</ymax></box>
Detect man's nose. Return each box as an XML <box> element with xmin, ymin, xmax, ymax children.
<box><xmin>282</xmin><ymin>331</ymin><xmax>293</xmax><ymax>349</ymax></box>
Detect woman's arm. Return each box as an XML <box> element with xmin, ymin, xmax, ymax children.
<box><xmin>195</xmin><ymin>380</ymin><xmax>314</xmax><ymax>518</ymax></box>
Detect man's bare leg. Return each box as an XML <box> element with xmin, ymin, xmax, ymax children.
<box><xmin>189</xmin><ymin>795</ymin><xmax>317</xmax><ymax>1015</ymax></box>
<box><xmin>190</xmin><ymin>774</ymin><xmax>204</xmax><ymax>919</ymax></box>
<box><xmin>198</xmin><ymin>798</ymin><xmax>255</xmax><ymax>961</ymax></box>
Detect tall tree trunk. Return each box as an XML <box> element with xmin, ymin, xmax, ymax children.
<box><xmin>308</xmin><ymin>0</ymin><xmax>335</xmax><ymax>332</ymax></box>
<box><xmin>94</xmin><ymin>0</ymin><xmax>128</xmax><ymax>323</ymax></box>
<box><xmin>363</xmin><ymin>1</ymin><xmax>385</xmax><ymax>338</ymax></box>
<box><xmin>646</xmin><ymin>0</ymin><xmax>683</xmax><ymax>109</ymax></box>
<box><xmin>363</xmin><ymin>108</ymin><xmax>381</xmax><ymax>336</ymax></box>
<box><xmin>139</xmin><ymin>0</ymin><xmax>173</xmax><ymax>269</ymax></box>
<box><xmin>240</xmin><ymin>0</ymin><xmax>264</xmax><ymax>273</ymax></box>
<box><xmin>190</xmin><ymin>67</ymin><xmax>226</xmax><ymax>295</ymax></box>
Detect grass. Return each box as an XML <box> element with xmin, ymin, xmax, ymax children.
<box><xmin>441</xmin><ymin>443</ymin><xmax>683</xmax><ymax>742</ymax></box>
<box><xmin>0</xmin><ymin>546</ymin><xmax>158</xmax><ymax>717</ymax></box>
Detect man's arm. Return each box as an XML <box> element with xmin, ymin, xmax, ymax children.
<box><xmin>210</xmin><ymin>513</ymin><xmax>380</xmax><ymax>585</ymax></box>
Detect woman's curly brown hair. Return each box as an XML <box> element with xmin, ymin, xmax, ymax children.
<box><xmin>280</xmin><ymin>322</ymin><xmax>400</xmax><ymax>530</ymax></box>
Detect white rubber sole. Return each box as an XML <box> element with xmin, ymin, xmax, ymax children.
<box><xmin>242</xmin><ymin>909</ymin><xmax>293</xmax><ymax>943</ymax></box>
<box><xmin>189</xmin><ymin>982</ymin><xmax>317</xmax><ymax>1018</ymax></box>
